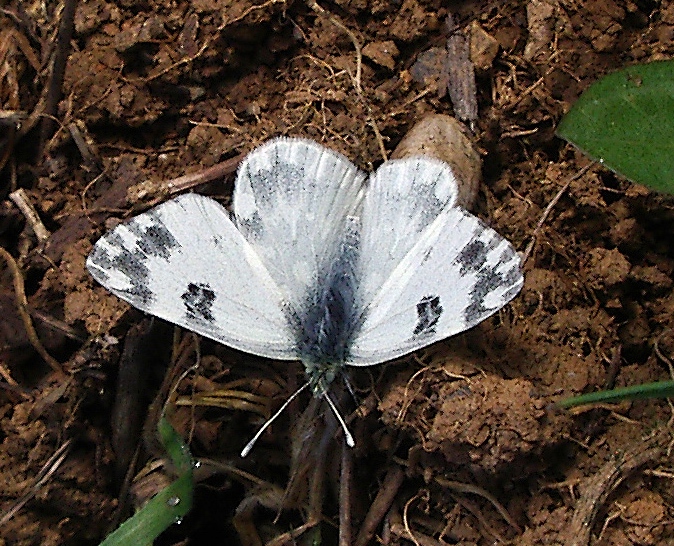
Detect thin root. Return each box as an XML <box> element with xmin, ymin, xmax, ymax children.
<box><xmin>0</xmin><ymin>246</ymin><xmax>64</xmax><ymax>374</ymax></box>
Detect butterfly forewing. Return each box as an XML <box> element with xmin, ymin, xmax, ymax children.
<box><xmin>233</xmin><ymin>138</ymin><xmax>366</xmax><ymax>316</ymax></box>
<box><xmin>356</xmin><ymin>157</ymin><xmax>459</xmax><ymax>306</ymax></box>
<box><xmin>86</xmin><ymin>193</ymin><xmax>300</xmax><ymax>360</ymax></box>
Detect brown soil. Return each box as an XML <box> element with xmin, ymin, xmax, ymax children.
<box><xmin>2</xmin><ymin>0</ymin><xmax>674</xmax><ymax>544</ymax></box>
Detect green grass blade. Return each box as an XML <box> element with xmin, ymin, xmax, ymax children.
<box><xmin>99</xmin><ymin>417</ymin><xmax>194</xmax><ymax>546</ymax></box>
<box><xmin>557</xmin><ymin>60</ymin><xmax>674</xmax><ymax>193</ymax></box>
<box><xmin>557</xmin><ymin>380</ymin><xmax>674</xmax><ymax>408</ymax></box>
<box><xmin>157</xmin><ymin>415</ymin><xmax>193</xmax><ymax>474</ymax></box>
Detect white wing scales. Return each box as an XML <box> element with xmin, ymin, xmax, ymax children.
<box><xmin>86</xmin><ymin>193</ymin><xmax>299</xmax><ymax>360</ymax></box>
<box><xmin>347</xmin><ymin>159</ymin><xmax>523</xmax><ymax>366</ymax></box>
<box><xmin>357</xmin><ymin>157</ymin><xmax>459</xmax><ymax>305</ymax></box>
<box><xmin>234</xmin><ymin>138</ymin><xmax>365</xmax><ymax>313</ymax></box>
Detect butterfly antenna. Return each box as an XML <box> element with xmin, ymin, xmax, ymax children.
<box><xmin>323</xmin><ymin>392</ymin><xmax>355</xmax><ymax>448</ymax></box>
<box><xmin>341</xmin><ymin>372</ymin><xmax>359</xmax><ymax>404</ymax></box>
<box><xmin>241</xmin><ymin>382</ymin><xmax>310</xmax><ymax>457</ymax></box>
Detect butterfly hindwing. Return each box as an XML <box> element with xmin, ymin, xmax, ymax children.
<box><xmin>348</xmin><ymin>196</ymin><xmax>523</xmax><ymax>366</ymax></box>
<box><xmin>86</xmin><ymin>193</ymin><xmax>299</xmax><ymax>360</ymax></box>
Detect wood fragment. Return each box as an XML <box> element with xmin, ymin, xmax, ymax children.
<box><xmin>43</xmin><ymin>153</ymin><xmax>242</xmax><ymax>263</ymax></box>
<box><xmin>445</xmin><ymin>15</ymin><xmax>477</xmax><ymax>125</ymax></box>
<box><xmin>339</xmin><ymin>443</ymin><xmax>353</xmax><ymax>546</ymax></box>
<box><xmin>68</xmin><ymin>121</ymin><xmax>104</xmax><ymax>173</ymax></box>
<box><xmin>111</xmin><ymin>320</ymin><xmax>156</xmax><ymax>483</ymax></box>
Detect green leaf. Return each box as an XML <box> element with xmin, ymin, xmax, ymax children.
<box><xmin>557</xmin><ymin>380</ymin><xmax>674</xmax><ymax>408</ymax></box>
<box><xmin>557</xmin><ymin>60</ymin><xmax>674</xmax><ymax>194</ymax></box>
<box><xmin>99</xmin><ymin>417</ymin><xmax>194</xmax><ymax>546</ymax></box>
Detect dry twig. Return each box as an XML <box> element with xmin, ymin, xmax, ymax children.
<box><xmin>9</xmin><ymin>189</ymin><xmax>51</xmax><ymax>243</ymax></box>
<box><xmin>567</xmin><ymin>429</ymin><xmax>670</xmax><ymax>546</ymax></box>
<box><xmin>39</xmin><ymin>0</ymin><xmax>77</xmax><ymax>155</ymax></box>
<box><xmin>435</xmin><ymin>476</ymin><xmax>522</xmax><ymax>533</ymax></box>
<box><xmin>354</xmin><ymin>466</ymin><xmax>405</xmax><ymax>546</ymax></box>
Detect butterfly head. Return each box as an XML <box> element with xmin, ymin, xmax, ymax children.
<box><xmin>303</xmin><ymin>358</ymin><xmax>342</xmax><ymax>397</ymax></box>
<box><xmin>301</xmin><ymin>357</ymin><xmax>355</xmax><ymax>448</ymax></box>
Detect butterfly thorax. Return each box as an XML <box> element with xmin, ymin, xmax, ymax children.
<box><xmin>295</xmin><ymin>272</ymin><xmax>355</xmax><ymax>396</ymax></box>
<box><xmin>294</xmin><ymin>217</ymin><xmax>360</xmax><ymax>396</ymax></box>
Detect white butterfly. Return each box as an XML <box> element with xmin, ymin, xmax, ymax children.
<box><xmin>87</xmin><ymin>137</ymin><xmax>523</xmax><ymax>454</ymax></box>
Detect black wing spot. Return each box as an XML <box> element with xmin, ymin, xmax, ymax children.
<box><xmin>463</xmin><ymin>266</ymin><xmax>506</xmax><ymax>324</ymax></box>
<box><xmin>455</xmin><ymin>219</ymin><xmax>504</xmax><ymax>276</ymax></box>
<box><xmin>414</xmin><ymin>295</ymin><xmax>443</xmax><ymax>336</ymax></box>
<box><xmin>463</xmin><ymin>247</ymin><xmax>522</xmax><ymax>324</ymax></box>
<box><xmin>90</xmin><ymin>233</ymin><xmax>154</xmax><ymax>305</ymax></box>
<box><xmin>236</xmin><ymin>162</ymin><xmax>304</xmax><ymax>241</ymax></box>
<box><xmin>138</xmin><ymin>223</ymin><xmax>179</xmax><ymax>260</ymax></box>
<box><xmin>128</xmin><ymin>213</ymin><xmax>180</xmax><ymax>261</ymax></box>
<box><xmin>456</xmin><ymin>239</ymin><xmax>488</xmax><ymax>275</ymax></box>
<box><xmin>181</xmin><ymin>282</ymin><xmax>216</xmax><ymax>322</ymax></box>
